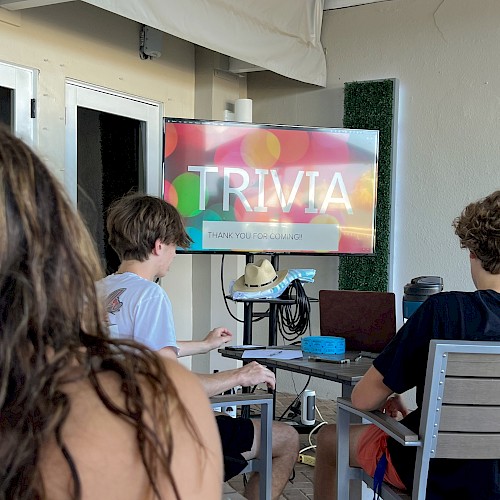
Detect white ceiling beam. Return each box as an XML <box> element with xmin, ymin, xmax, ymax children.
<box><xmin>324</xmin><ymin>0</ymin><xmax>392</xmax><ymax>9</ymax></box>
<box><xmin>0</xmin><ymin>0</ymin><xmax>73</xmax><ymax>10</ymax></box>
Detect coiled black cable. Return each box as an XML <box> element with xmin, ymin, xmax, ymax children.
<box><xmin>277</xmin><ymin>279</ymin><xmax>311</xmax><ymax>342</ymax></box>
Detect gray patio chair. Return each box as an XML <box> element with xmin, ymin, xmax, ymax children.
<box><xmin>211</xmin><ymin>393</ymin><xmax>273</xmax><ymax>500</ymax></box>
<box><xmin>336</xmin><ymin>339</ymin><xmax>500</xmax><ymax>500</ymax></box>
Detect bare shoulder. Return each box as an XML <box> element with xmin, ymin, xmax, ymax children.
<box><xmin>40</xmin><ymin>360</ymin><xmax>222</xmax><ymax>500</ymax></box>
<box><xmin>160</xmin><ymin>358</ymin><xmax>224</xmax><ymax>498</ymax></box>
<box><xmin>138</xmin><ymin>359</ymin><xmax>224</xmax><ymax>498</ymax></box>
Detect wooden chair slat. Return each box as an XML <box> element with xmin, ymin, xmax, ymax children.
<box><xmin>435</xmin><ymin>433</ymin><xmax>500</xmax><ymax>459</ymax></box>
<box><xmin>447</xmin><ymin>353</ymin><xmax>500</xmax><ymax>377</ymax></box>
<box><xmin>443</xmin><ymin>378</ymin><xmax>500</xmax><ymax>404</ymax></box>
<box><xmin>440</xmin><ymin>405</ymin><xmax>500</xmax><ymax>432</ymax></box>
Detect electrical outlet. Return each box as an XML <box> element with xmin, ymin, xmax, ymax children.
<box><xmin>298</xmin><ymin>454</ymin><xmax>316</xmax><ymax>466</ymax></box>
<box><xmin>225</xmin><ymin>406</ymin><xmax>236</xmax><ymax>418</ymax></box>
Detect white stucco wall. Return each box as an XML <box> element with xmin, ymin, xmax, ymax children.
<box><xmin>321</xmin><ymin>0</ymin><xmax>500</xmax><ymax>298</ymax></box>
<box><xmin>0</xmin><ymin>2</ymin><xmax>195</xmax><ymax>173</ymax></box>
<box><xmin>248</xmin><ymin>0</ymin><xmax>500</xmax><ymax>399</ymax></box>
<box><xmin>0</xmin><ymin>1</ymin><xmax>200</xmax><ymax>367</ymax></box>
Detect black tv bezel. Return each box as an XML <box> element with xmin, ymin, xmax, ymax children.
<box><xmin>163</xmin><ymin>117</ymin><xmax>379</xmax><ymax>257</ymax></box>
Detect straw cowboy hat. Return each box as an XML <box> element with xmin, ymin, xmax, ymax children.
<box><xmin>232</xmin><ymin>259</ymin><xmax>289</xmax><ymax>293</ymax></box>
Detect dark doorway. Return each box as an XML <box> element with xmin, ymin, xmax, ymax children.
<box><xmin>77</xmin><ymin>107</ymin><xmax>145</xmax><ymax>274</ymax></box>
<box><xmin>0</xmin><ymin>86</ymin><xmax>13</xmax><ymax>128</ymax></box>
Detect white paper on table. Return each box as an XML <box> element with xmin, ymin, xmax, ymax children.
<box><xmin>230</xmin><ymin>344</ymin><xmax>265</xmax><ymax>349</ymax></box>
<box><xmin>241</xmin><ymin>349</ymin><xmax>303</xmax><ymax>360</ymax></box>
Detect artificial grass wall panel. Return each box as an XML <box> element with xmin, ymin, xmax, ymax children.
<box><xmin>339</xmin><ymin>79</ymin><xmax>397</xmax><ymax>291</ymax></box>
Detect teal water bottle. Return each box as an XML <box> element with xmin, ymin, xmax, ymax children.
<box><xmin>403</xmin><ymin>276</ymin><xmax>443</xmax><ymax>321</ymax></box>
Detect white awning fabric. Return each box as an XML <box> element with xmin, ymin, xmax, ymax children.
<box><xmin>81</xmin><ymin>0</ymin><xmax>327</xmax><ymax>87</ymax></box>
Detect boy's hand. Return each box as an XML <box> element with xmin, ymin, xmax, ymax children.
<box><xmin>236</xmin><ymin>361</ymin><xmax>276</xmax><ymax>390</ymax></box>
<box><xmin>380</xmin><ymin>394</ymin><xmax>409</xmax><ymax>419</ymax></box>
<box><xmin>203</xmin><ymin>327</ymin><xmax>233</xmax><ymax>351</ymax></box>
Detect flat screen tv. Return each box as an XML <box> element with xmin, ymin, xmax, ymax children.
<box><xmin>163</xmin><ymin>118</ymin><xmax>379</xmax><ymax>255</ymax></box>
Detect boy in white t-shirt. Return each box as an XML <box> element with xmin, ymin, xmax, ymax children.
<box><xmin>98</xmin><ymin>193</ymin><xmax>299</xmax><ymax>500</ymax></box>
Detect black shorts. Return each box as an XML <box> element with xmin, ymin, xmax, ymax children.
<box><xmin>216</xmin><ymin>414</ymin><xmax>255</xmax><ymax>481</ymax></box>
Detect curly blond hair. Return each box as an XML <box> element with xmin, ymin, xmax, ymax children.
<box><xmin>453</xmin><ymin>190</ymin><xmax>500</xmax><ymax>274</ymax></box>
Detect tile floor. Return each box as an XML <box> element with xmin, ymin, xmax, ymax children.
<box><xmin>227</xmin><ymin>391</ymin><xmax>338</xmax><ymax>499</ymax></box>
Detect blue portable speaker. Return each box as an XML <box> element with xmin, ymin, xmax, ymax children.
<box><xmin>301</xmin><ymin>336</ymin><xmax>345</xmax><ymax>355</ymax></box>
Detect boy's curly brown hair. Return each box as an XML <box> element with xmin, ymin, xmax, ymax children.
<box><xmin>453</xmin><ymin>190</ymin><xmax>500</xmax><ymax>274</ymax></box>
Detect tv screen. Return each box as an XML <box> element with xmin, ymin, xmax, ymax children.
<box><xmin>163</xmin><ymin>118</ymin><xmax>378</xmax><ymax>255</ymax></box>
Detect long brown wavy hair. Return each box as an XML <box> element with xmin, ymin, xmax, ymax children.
<box><xmin>0</xmin><ymin>126</ymin><xmax>197</xmax><ymax>499</ymax></box>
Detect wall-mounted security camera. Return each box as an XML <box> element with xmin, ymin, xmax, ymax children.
<box><xmin>139</xmin><ymin>25</ymin><xmax>163</xmax><ymax>60</ymax></box>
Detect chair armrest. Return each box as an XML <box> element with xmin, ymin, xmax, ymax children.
<box><xmin>337</xmin><ymin>397</ymin><xmax>421</xmax><ymax>447</ymax></box>
<box><xmin>210</xmin><ymin>393</ymin><xmax>273</xmax><ymax>409</ymax></box>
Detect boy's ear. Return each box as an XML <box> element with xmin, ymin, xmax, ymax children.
<box><xmin>152</xmin><ymin>239</ymin><xmax>162</xmax><ymax>256</ymax></box>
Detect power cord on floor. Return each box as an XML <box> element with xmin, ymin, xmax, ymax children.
<box><xmin>297</xmin><ymin>404</ymin><xmax>329</xmax><ymax>467</ymax></box>
<box><xmin>299</xmin><ymin>421</ymin><xmax>328</xmax><ymax>455</ymax></box>
<box><xmin>315</xmin><ymin>405</ymin><xmax>326</xmax><ymax>423</ymax></box>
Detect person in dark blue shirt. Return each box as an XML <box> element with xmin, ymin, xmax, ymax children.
<box><xmin>314</xmin><ymin>190</ymin><xmax>500</xmax><ymax>499</ymax></box>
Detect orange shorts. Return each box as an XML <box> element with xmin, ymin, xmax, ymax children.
<box><xmin>356</xmin><ymin>425</ymin><xmax>407</xmax><ymax>491</ymax></box>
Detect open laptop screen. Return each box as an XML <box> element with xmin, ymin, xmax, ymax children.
<box><xmin>319</xmin><ymin>290</ymin><xmax>396</xmax><ymax>354</ymax></box>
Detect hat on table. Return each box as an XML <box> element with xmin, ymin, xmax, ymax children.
<box><xmin>232</xmin><ymin>259</ymin><xmax>289</xmax><ymax>293</ymax></box>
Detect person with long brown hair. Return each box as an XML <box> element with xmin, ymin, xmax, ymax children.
<box><xmin>0</xmin><ymin>125</ymin><xmax>222</xmax><ymax>499</ymax></box>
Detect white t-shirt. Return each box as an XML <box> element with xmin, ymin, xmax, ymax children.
<box><xmin>97</xmin><ymin>272</ymin><xmax>179</xmax><ymax>354</ymax></box>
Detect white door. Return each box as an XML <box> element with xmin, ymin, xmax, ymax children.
<box><xmin>0</xmin><ymin>60</ymin><xmax>37</xmax><ymax>144</ymax></box>
<box><xmin>65</xmin><ymin>80</ymin><xmax>162</xmax><ymax>204</ymax></box>
<box><xmin>65</xmin><ymin>80</ymin><xmax>163</xmax><ymax>271</ymax></box>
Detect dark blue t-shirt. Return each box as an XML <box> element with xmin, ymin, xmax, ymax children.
<box><xmin>373</xmin><ymin>290</ymin><xmax>500</xmax><ymax>499</ymax></box>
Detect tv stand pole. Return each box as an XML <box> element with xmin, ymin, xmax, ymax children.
<box><xmin>242</xmin><ymin>254</ymin><xmax>255</xmax><ymax>345</ymax></box>
<box><xmin>242</xmin><ymin>253</ymin><xmax>280</xmax><ymax>346</ymax></box>
<box><xmin>268</xmin><ymin>254</ymin><xmax>279</xmax><ymax>346</ymax></box>
<box><xmin>240</xmin><ymin>254</ymin><xmax>282</xmax><ymax>418</ymax></box>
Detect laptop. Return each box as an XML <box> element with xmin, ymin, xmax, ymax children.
<box><xmin>318</xmin><ymin>290</ymin><xmax>397</xmax><ymax>357</ymax></box>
